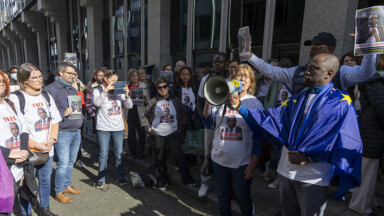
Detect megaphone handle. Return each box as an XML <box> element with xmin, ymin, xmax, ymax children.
<box><xmin>228</xmin><ymin>100</ymin><xmax>241</xmax><ymax>111</ymax></box>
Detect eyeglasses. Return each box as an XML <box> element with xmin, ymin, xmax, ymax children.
<box><xmin>0</xmin><ymin>80</ymin><xmax>4</xmax><ymax>85</ymax></box>
<box><xmin>64</xmin><ymin>71</ymin><xmax>77</xmax><ymax>76</ymax></box>
<box><xmin>30</xmin><ymin>75</ymin><xmax>44</xmax><ymax>81</ymax></box>
<box><xmin>157</xmin><ymin>84</ymin><xmax>168</xmax><ymax>90</ymax></box>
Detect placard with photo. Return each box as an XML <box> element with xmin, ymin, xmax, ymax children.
<box><xmin>355</xmin><ymin>6</ymin><xmax>384</xmax><ymax>55</ymax></box>
<box><xmin>131</xmin><ymin>87</ymin><xmax>144</xmax><ymax>106</ymax></box>
<box><xmin>160</xmin><ymin>71</ymin><xmax>173</xmax><ymax>86</ymax></box>
<box><xmin>238</xmin><ymin>26</ymin><xmax>251</xmax><ymax>61</ymax></box>
<box><xmin>68</xmin><ymin>95</ymin><xmax>82</xmax><ymax>119</ymax></box>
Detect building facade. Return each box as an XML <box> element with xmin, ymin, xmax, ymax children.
<box><xmin>0</xmin><ymin>0</ymin><xmax>379</xmax><ymax>83</ymax></box>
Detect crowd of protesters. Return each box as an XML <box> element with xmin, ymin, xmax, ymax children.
<box><xmin>0</xmin><ymin>31</ymin><xmax>383</xmax><ymax>216</ymax></box>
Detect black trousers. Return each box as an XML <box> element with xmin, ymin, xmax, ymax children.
<box><xmin>127</xmin><ymin>106</ymin><xmax>146</xmax><ymax>158</ymax></box>
<box><xmin>152</xmin><ymin>131</ymin><xmax>193</xmax><ymax>185</ymax></box>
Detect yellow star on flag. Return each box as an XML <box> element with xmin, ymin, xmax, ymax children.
<box><xmin>280</xmin><ymin>99</ymin><xmax>290</xmax><ymax>108</ymax></box>
<box><xmin>331</xmin><ymin>88</ymin><xmax>337</xmax><ymax>94</ymax></box>
<box><xmin>340</xmin><ymin>94</ymin><xmax>352</xmax><ymax>106</ymax></box>
<box><xmin>293</xmin><ymin>100</ymin><xmax>297</xmax><ymax>103</ymax></box>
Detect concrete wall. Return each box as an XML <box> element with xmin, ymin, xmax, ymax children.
<box><xmin>299</xmin><ymin>0</ymin><xmax>359</xmax><ymax>65</ymax></box>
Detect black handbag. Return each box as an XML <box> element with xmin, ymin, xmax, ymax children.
<box><xmin>29</xmin><ymin>151</ymin><xmax>49</xmax><ymax>166</ymax></box>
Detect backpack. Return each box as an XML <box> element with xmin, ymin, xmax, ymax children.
<box><xmin>11</xmin><ymin>90</ymin><xmax>51</xmax><ymax>115</ymax></box>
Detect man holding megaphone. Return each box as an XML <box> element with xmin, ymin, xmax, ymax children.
<box><xmin>201</xmin><ymin>64</ymin><xmax>264</xmax><ymax>215</ymax></box>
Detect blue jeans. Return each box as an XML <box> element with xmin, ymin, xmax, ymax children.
<box><xmin>97</xmin><ymin>130</ymin><xmax>125</xmax><ymax>182</ymax></box>
<box><xmin>20</xmin><ymin>156</ymin><xmax>53</xmax><ymax>215</ymax></box>
<box><xmin>54</xmin><ymin>130</ymin><xmax>81</xmax><ymax>194</ymax></box>
<box><xmin>212</xmin><ymin>160</ymin><xmax>254</xmax><ymax>216</ymax></box>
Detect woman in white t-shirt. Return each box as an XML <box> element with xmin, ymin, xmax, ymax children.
<box><xmin>0</xmin><ymin>70</ymin><xmax>30</xmax><ymax>215</ymax></box>
<box><xmin>127</xmin><ymin>69</ymin><xmax>149</xmax><ymax>159</ymax></box>
<box><xmin>202</xmin><ymin>64</ymin><xmax>264</xmax><ymax>215</ymax></box>
<box><xmin>93</xmin><ymin>70</ymin><xmax>133</xmax><ymax>189</ymax></box>
<box><xmin>171</xmin><ymin>66</ymin><xmax>200</xmax><ymax>165</ymax></box>
<box><xmin>9</xmin><ymin>63</ymin><xmax>61</xmax><ymax>216</ymax></box>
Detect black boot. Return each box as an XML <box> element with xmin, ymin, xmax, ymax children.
<box><xmin>39</xmin><ymin>206</ymin><xmax>57</xmax><ymax>216</ymax></box>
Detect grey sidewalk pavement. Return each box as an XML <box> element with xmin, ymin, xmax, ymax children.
<box><xmin>83</xmin><ymin>133</ymin><xmax>384</xmax><ymax>216</ymax></box>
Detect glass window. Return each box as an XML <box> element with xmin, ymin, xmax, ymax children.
<box><xmin>171</xmin><ymin>0</ymin><xmax>188</xmax><ymax>62</ymax></box>
<box><xmin>113</xmin><ymin>3</ymin><xmax>124</xmax><ymax>70</ymax></box>
<box><xmin>194</xmin><ymin>0</ymin><xmax>221</xmax><ymax>50</ymax></box>
<box><xmin>272</xmin><ymin>0</ymin><xmax>305</xmax><ymax>65</ymax></box>
<box><xmin>242</xmin><ymin>0</ymin><xmax>266</xmax><ymax>47</ymax></box>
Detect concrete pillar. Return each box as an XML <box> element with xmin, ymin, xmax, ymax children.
<box><xmin>262</xmin><ymin>0</ymin><xmax>276</xmax><ymax>61</ymax></box>
<box><xmin>38</xmin><ymin>0</ymin><xmax>68</xmax><ymax>62</ymax></box>
<box><xmin>21</xmin><ymin>11</ymin><xmax>49</xmax><ymax>73</ymax></box>
<box><xmin>3</xmin><ymin>28</ymin><xmax>22</xmax><ymax>66</ymax></box>
<box><xmin>0</xmin><ymin>44</ymin><xmax>4</xmax><ymax>70</ymax></box>
<box><xmin>148</xmin><ymin>0</ymin><xmax>171</xmax><ymax>80</ymax></box>
<box><xmin>219</xmin><ymin>0</ymin><xmax>229</xmax><ymax>53</ymax></box>
<box><xmin>80</xmin><ymin>0</ymin><xmax>103</xmax><ymax>82</ymax></box>
<box><xmin>11</xmin><ymin>21</ymin><xmax>39</xmax><ymax>66</ymax></box>
<box><xmin>0</xmin><ymin>37</ymin><xmax>12</xmax><ymax>69</ymax></box>
<box><xmin>299</xmin><ymin>0</ymin><xmax>359</xmax><ymax>65</ymax></box>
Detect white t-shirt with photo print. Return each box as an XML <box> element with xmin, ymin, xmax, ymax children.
<box><xmin>181</xmin><ymin>87</ymin><xmax>196</xmax><ymax>111</ymax></box>
<box><xmin>152</xmin><ymin>99</ymin><xmax>178</xmax><ymax>136</ymax></box>
<box><xmin>93</xmin><ymin>86</ymin><xmax>133</xmax><ymax>131</ymax></box>
<box><xmin>0</xmin><ymin>100</ymin><xmax>25</xmax><ymax>182</ymax></box>
<box><xmin>211</xmin><ymin>94</ymin><xmax>264</xmax><ymax>168</ymax></box>
<box><xmin>9</xmin><ymin>91</ymin><xmax>62</xmax><ymax>157</ymax></box>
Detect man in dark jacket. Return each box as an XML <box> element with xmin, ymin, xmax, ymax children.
<box><xmin>44</xmin><ymin>61</ymin><xmax>84</xmax><ymax>204</ymax></box>
<box><xmin>349</xmin><ymin>67</ymin><xmax>384</xmax><ymax>216</ymax></box>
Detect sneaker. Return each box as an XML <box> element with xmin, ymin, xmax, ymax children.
<box><xmin>117</xmin><ymin>178</ymin><xmax>127</xmax><ymax>186</ymax></box>
<box><xmin>263</xmin><ymin>168</ymin><xmax>272</xmax><ymax>181</ymax></box>
<box><xmin>198</xmin><ymin>184</ymin><xmax>209</xmax><ymax>198</ymax></box>
<box><xmin>95</xmin><ymin>181</ymin><xmax>105</xmax><ymax>189</ymax></box>
<box><xmin>188</xmin><ymin>180</ymin><xmax>198</xmax><ymax>187</ymax></box>
<box><xmin>158</xmin><ymin>183</ymin><xmax>168</xmax><ymax>191</ymax></box>
<box><xmin>76</xmin><ymin>160</ymin><xmax>85</xmax><ymax>168</ymax></box>
<box><xmin>81</xmin><ymin>147</ymin><xmax>87</xmax><ymax>155</ymax></box>
<box><xmin>267</xmin><ymin>179</ymin><xmax>279</xmax><ymax>189</ymax></box>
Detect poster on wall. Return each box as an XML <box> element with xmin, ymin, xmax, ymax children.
<box><xmin>238</xmin><ymin>26</ymin><xmax>251</xmax><ymax>61</ymax></box>
<box><xmin>354</xmin><ymin>6</ymin><xmax>384</xmax><ymax>55</ymax></box>
<box><xmin>160</xmin><ymin>71</ymin><xmax>173</xmax><ymax>87</ymax></box>
<box><xmin>64</xmin><ymin>53</ymin><xmax>78</xmax><ymax>69</ymax></box>
<box><xmin>131</xmin><ymin>87</ymin><xmax>144</xmax><ymax>105</ymax></box>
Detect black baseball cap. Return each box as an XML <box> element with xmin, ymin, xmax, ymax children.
<box><xmin>304</xmin><ymin>32</ymin><xmax>336</xmax><ymax>48</ymax></box>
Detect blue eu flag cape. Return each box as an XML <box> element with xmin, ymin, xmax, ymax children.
<box><xmin>240</xmin><ymin>82</ymin><xmax>362</xmax><ymax>200</ymax></box>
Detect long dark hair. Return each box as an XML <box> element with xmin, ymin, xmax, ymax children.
<box><xmin>176</xmin><ymin>67</ymin><xmax>194</xmax><ymax>88</ymax></box>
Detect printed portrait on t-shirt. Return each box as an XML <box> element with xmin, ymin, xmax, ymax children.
<box><xmin>160</xmin><ymin>107</ymin><xmax>175</xmax><ymax>123</ymax></box>
<box><xmin>220</xmin><ymin>115</ymin><xmax>243</xmax><ymax>141</ymax></box>
<box><xmin>34</xmin><ymin>108</ymin><xmax>50</xmax><ymax>132</ymax></box>
<box><xmin>108</xmin><ymin>100</ymin><xmax>121</xmax><ymax>116</ymax></box>
<box><xmin>183</xmin><ymin>95</ymin><xmax>193</xmax><ymax>109</ymax></box>
<box><xmin>5</xmin><ymin>122</ymin><xmax>21</xmax><ymax>150</ymax></box>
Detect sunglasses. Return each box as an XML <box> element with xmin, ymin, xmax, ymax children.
<box><xmin>105</xmin><ymin>71</ymin><xmax>118</xmax><ymax>76</ymax></box>
<box><xmin>157</xmin><ymin>84</ymin><xmax>168</xmax><ymax>90</ymax></box>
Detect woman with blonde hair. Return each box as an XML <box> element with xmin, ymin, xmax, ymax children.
<box><xmin>127</xmin><ymin>68</ymin><xmax>149</xmax><ymax>159</ymax></box>
<box><xmin>202</xmin><ymin>63</ymin><xmax>263</xmax><ymax>215</ymax></box>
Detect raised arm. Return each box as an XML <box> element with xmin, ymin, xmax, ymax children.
<box><xmin>340</xmin><ymin>54</ymin><xmax>377</xmax><ymax>89</ymax></box>
<box><xmin>248</xmin><ymin>54</ymin><xmax>297</xmax><ymax>84</ymax></box>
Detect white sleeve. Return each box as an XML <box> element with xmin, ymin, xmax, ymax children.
<box><xmin>122</xmin><ymin>95</ymin><xmax>133</xmax><ymax>109</ymax></box>
<box><xmin>93</xmin><ymin>88</ymin><xmax>106</xmax><ymax>107</ymax></box>
<box><xmin>248</xmin><ymin>54</ymin><xmax>297</xmax><ymax>84</ymax></box>
<box><xmin>198</xmin><ymin>75</ymin><xmax>209</xmax><ymax>98</ymax></box>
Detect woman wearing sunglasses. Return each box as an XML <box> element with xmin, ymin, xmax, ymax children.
<box><xmin>142</xmin><ymin>79</ymin><xmax>197</xmax><ymax>190</ymax></box>
<box><xmin>93</xmin><ymin>70</ymin><xmax>133</xmax><ymax>189</ymax></box>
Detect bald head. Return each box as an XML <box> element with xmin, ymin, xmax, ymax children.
<box><xmin>317</xmin><ymin>54</ymin><xmax>340</xmax><ymax>78</ymax></box>
<box><xmin>304</xmin><ymin>54</ymin><xmax>340</xmax><ymax>87</ymax></box>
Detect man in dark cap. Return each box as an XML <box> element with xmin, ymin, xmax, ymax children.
<box><xmin>247</xmin><ymin>32</ymin><xmax>377</xmax><ymax>93</ymax></box>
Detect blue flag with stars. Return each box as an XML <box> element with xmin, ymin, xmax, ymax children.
<box><xmin>241</xmin><ymin>82</ymin><xmax>362</xmax><ymax>200</ymax></box>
